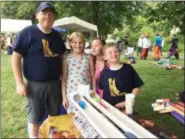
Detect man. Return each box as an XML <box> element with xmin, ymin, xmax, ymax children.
<box><xmin>12</xmin><ymin>2</ymin><xmax>66</xmax><ymax>138</ymax></box>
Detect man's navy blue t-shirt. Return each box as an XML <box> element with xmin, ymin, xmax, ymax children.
<box><xmin>99</xmin><ymin>63</ymin><xmax>144</xmax><ymax>106</ymax></box>
<box><xmin>13</xmin><ymin>25</ymin><xmax>66</xmax><ymax>81</ymax></box>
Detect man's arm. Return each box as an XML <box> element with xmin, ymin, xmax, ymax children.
<box><xmin>12</xmin><ymin>51</ymin><xmax>27</xmax><ymax>96</ymax></box>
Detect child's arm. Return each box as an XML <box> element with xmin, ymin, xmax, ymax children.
<box><xmin>115</xmin><ymin>88</ymin><xmax>140</xmax><ymax>108</ymax></box>
<box><xmin>89</xmin><ymin>55</ymin><xmax>96</xmax><ymax>93</ymax></box>
<box><xmin>115</xmin><ymin>102</ymin><xmax>125</xmax><ymax>108</ymax></box>
<box><xmin>131</xmin><ymin>87</ymin><xmax>140</xmax><ymax>96</ymax></box>
<box><xmin>62</xmin><ymin>55</ymin><xmax>69</xmax><ymax>109</ymax></box>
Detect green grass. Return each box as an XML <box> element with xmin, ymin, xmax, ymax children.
<box><xmin>1</xmin><ymin>55</ymin><xmax>28</xmax><ymax>138</ymax></box>
<box><xmin>1</xmin><ymin>54</ymin><xmax>184</xmax><ymax>138</ymax></box>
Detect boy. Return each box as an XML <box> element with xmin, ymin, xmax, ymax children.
<box><xmin>99</xmin><ymin>43</ymin><xmax>144</xmax><ymax>110</ymax></box>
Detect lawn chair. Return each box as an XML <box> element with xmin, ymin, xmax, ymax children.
<box><xmin>124</xmin><ymin>47</ymin><xmax>134</xmax><ymax>57</ymax></box>
<box><xmin>123</xmin><ymin>47</ymin><xmax>136</xmax><ymax>64</ymax></box>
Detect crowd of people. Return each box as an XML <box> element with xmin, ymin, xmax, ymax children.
<box><xmin>5</xmin><ymin>2</ymin><xmax>182</xmax><ymax>138</ymax></box>
<box><xmin>137</xmin><ymin>33</ymin><xmax>179</xmax><ymax>61</ymax></box>
<box><xmin>105</xmin><ymin>32</ymin><xmax>180</xmax><ymax>63</ymax></box>
<box><xmin>1</xmin><ymin>33</ymin><xmax>16</xmax><ymax>55</ymax></box>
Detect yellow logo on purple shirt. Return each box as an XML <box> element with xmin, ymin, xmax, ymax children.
<box><xmin>42</xmin><ymin>39</ymin><xmax>59</xmax><ymax>57</ymax></box>
<box><xmin>108</xmin><ymin>78</ymin><xmax>126</xmax><ymax>96</ymax></box>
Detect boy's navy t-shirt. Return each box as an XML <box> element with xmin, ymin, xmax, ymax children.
<box><xmin>13</xmin><ymin>25</ymin><xmax>66</xmax><ymax>81</ymax></box>
<box><xmin>99</xmin><ymin>63</ymin><xmax>144</xmax><ymax>106</ymax></box>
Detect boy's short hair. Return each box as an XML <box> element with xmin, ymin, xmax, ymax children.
<box><xmin>102</xmin><ymin>42</ymin><xmax>120</xmax><ymax>55</ymax></box>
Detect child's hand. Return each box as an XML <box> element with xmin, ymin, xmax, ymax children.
<box><xmin>62</xmin><ymin>97</ymin><xmax>69</xmax><ymax>109</ymax></box>
<box><xmin>115</xmin><ymin>102</ymin><xmax>125</xmax><ymax>108</ymax></box>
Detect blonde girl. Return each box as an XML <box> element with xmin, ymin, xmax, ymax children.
<box><xmin>62</xmin><ymin>32</ymin><xmax>96</xmax><ymax>113</ymax></box>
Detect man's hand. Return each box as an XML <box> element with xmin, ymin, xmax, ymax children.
<box><xmin>62</xmin><ymin>96</ymin><xmax>69</xmax><ymax>109</ymax></box>
<box><xmin>115</xmin><ymin>101</ymin><xmax>125</xmax><ymax>108</ymax></box>
<box><xmin>16</xmin><ymin>82</ymin><xmax>27</xmax><ymax>96</ymax></box>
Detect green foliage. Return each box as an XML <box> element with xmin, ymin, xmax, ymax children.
<box><xmin>131</xmin><ymin>16</ymin><xmax>148</xmax><ymax>33</ymax></box>
<box><xmin>146</xmin><ymin>1</ymin><xmax>185</xmax><ymax>34</ymax></box>
<box><xmin>1</xmin><ymin>1</ymin><xmax>40</xmax><ymax>23</ymax></box>
<box><xmin>1</xmin><ymin>1</ymin><xmax>144</xmax><ymax>36</ymax></box>
<box><xmin>140</xmin><ymin>26</ymin><xmax>154</xmax><ymax>37</ymax></box>
<box><xmin>140</xmin><ymin>26</ymin><xmax>156</xmax><ymax>44</ymax></box>
<box><xmin>113</xmin><ymin>2</ymin><xmax>184</xmax><ymax>49</ymax></box>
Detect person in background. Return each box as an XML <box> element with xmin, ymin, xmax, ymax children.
<box><xmin>136</xmin><ymin>34</ymin><xmax>144</xmax><ymax>57</ymax></box>
<box><xmin>140</xmin><ymin>34</ymin><xmax>151</xmax><ymax>60</ymax></box>
<box><xmin>115</xmin><ymin>36</ymin><xmax>124</xmax><ymax>52</ymax></box>
<box><xmin>12</xmin><ymin>2</ymin><xmax>66</xmax><ymax>138</ymax></box>
<box><xmin>106</xmin><ymin>34</ymin><xmax>114</xmax><ymax>43</ymax></box>
<box><xmin>91</xmin><ymin>38</ymin><xmax>106</xmax><ymax>98</ymax></box>
<box><xmin>6</xmin><ymin>34</ymin><xmax>13</xmax><ymax>55</ymax></box>
<box><xmin>99</xmin><ymin>42</ymin><xmax>144</xmax><ymax>112</ymax></box>
<box><xmin>152</xmin><ymin>33</ymin><xmax>162</xmax><ymax>61</ymax></box>
<box><xmin>123</xmin><ymin>35</ymin><xmax>129</xmax><ymax>48</ymax></box>
<box><xmin>1</xmin><ymin>35</ymin><xmax>6</xmax><ymax>51</ymax></box>
<box><xmin>167</xmin><ymin>35</ymin><xmax>179</xmax><ymax>60</ymax></box>
<box><xmin>157</xmin><ymin>58</ymin><xmax>183</xmax><ymax>70</ymax></box>
<box><xmin>62</xmin><ymin>32</ymin><xmax>96</xmax><ymax>113</ymax></box>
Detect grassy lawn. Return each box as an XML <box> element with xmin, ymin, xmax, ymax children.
<box><xmin>1</xmin><ymin>53</ymin><xmax>184</xmax><ymax>138</ymax></box>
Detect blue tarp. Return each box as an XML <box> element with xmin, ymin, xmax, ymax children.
<box><xmin>53</xmin><ymin>26</ymin><xmax>68</xmax><ymax>33</ymax></box>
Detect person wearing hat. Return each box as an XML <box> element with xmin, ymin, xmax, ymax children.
<box><xmin>12</xmin><ymin>2</ymin><xmax>66</xmax><ymax>138</ymax></box>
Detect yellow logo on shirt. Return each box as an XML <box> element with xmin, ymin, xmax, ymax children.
<box><xmin>108</xmin><ymin>78</ymin><xmax>126</xmax><ymax>96</ymax></box>
<box><xmin>42</xmin><ymin>39</ymin><xmax>59</xmax><ymax>57</ymax></box>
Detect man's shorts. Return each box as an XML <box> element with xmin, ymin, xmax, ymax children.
<box><xmin>25</xmin><ymin>80</ymin><xmax>62</xmax><ymax>123</ymax></box>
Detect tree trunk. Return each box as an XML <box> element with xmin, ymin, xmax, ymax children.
<box><xmin>91</xmin><ymin>2</ymin><xmax>100</xmax><ymax>34</ymax></box>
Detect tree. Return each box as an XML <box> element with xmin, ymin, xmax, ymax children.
<box><xmin>54</xmin><ymin>1</ymin><xmax>144</xmax><ymax>36</ymax></box>
<box><xmin>1</xmin><ymin>1</ymin><xmax>40</xmax><ymax>23</ymax></box>
<box><xmin>145</xmin><ymin>1</ymin><xmax>185</xmax><ymax>34</ymax></box>
<box><xmin>1</xmin><ymin>1</ymin><xmax>144</xmax><ymax>36</ymax></box>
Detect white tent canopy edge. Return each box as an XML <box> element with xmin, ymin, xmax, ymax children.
<box><xmin>53</xmin><ymin>16</ymin><xmax>98</xmax><ymax>37</ymax></box>
<box><xmin>1</xmin><ymin>19</ymin><xmax>32</xmax><ymax>33</ymax></box>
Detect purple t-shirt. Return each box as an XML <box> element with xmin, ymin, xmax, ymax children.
<box><xmin>13</xmin><ymin>25</ymin><xmax>66</xmax><ymax>81</ymax></box>
<box><xmin>99</xmin><ymin>63</ymin><xmax>144</xmax><ymax>105</ymax></box>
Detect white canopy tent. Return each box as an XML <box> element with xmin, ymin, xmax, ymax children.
<box><xmin>53</xmin><ymin>16</ymin><xmax>98</xmax><ymax>37</ymax></box>
<box><xmin>53</xmin><ymin>16</ymin><xmax>98</xmax><ymax>51</ymax></box>
<box><xmin>1</xmin><ymin>19</ymin><xmax>32</xmax><ymax>33</ymax></box>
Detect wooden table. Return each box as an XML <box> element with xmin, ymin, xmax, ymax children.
<box><xmin>38</xmin><ymin>113</ymin><xmax>82</xmax><ymax>138</ymax></box>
